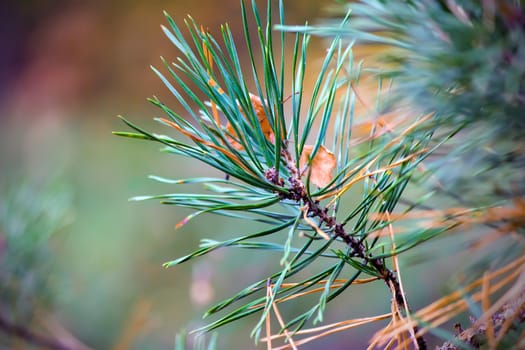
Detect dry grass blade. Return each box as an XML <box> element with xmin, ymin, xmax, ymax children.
<box><xmin>263</xmin><ymin>313</ymin><xmax>392</xmax><ymax>350</ymax></box>
<box><xmin>264</xmin><ymin>282</ymin><xmax>298</xmax><ymax>350</ymax></box>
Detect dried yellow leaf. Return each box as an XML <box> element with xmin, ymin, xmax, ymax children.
<box><xmin>300</xmin><ymin>145</ymin><xmax>336</xmax><ymax>188</ymax></box>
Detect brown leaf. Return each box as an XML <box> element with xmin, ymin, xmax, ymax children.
<box><xmin>225</xmin><ymin>121</ymin><xmax>244</xmax><ymax>150</ymax></box>
<box><xmin>248</xmin><ymin>93</ymin><xmax>274</xmax><ymax>142</ymax></box>
<box><xmin>224</xmin><ymin>93</ymin><xmax>274</xmax><ymax>150</ymax></box>
<box><xmin>299</xmin><ymin>145</ymin><xmax>336</xmax><ymax>188</ymax></box>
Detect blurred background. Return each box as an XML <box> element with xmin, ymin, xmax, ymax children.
<box><xmin>0</xmin><ymin>1</ymin><xmax>457</xmax><ymax>349</ymax></box>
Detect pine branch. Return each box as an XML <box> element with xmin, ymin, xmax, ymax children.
<box><xmin>115</xmin><ymin>1</ymin><xmax>464</xmax><ymax>347</ymax></box>
<box><xmin>267</xmin><ymin>145</ymin><xmax>427</xmax><ymax>349</ymax></box>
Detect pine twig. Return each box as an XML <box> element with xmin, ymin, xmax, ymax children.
<box><xmin>266</xmin><ymin>146</ymin><xmax>427</xmax><ymax>350</ymax></box>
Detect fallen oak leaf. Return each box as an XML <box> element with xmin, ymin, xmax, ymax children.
<box><xmin>299</xmin><ymin>145</ymin><xmax>337</xmax><ymax>188</ymax></box>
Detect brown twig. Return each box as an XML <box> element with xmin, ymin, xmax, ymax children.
<box><xmin>0</xmin><ymin>311</ymin><xmax>72</xmax><ymax>350</ymax></box>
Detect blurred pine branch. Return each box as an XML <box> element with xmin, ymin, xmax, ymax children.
<box><xmin>0</xmin><ymin>178</ymin><xmax>79</xmax><ymax>349</ymax></box>
<box><xmin>319</xmin><ymin>0</ymin><xmax>525</xmax><ymax>136</ymax></box>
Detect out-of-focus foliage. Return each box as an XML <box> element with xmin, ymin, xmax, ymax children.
<box><xmin>333</xmin><ymin>0</ymin><xmax>525</xmax><ymax>138</ymax></box>
<box><xmin>0</xmin><ymin>177</ymin><xmax>73</xmax><ymax>346</ymax></box>
<box><xmin>175</xmin><ymin>331</ymin><xmax>217</xmax><ymax>350</ymax></box>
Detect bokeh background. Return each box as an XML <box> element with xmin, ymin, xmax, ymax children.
<box><xmin>0</xmin><ymin>1</ymin><xmax>459</xmax><ymax>349</ymax></box>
